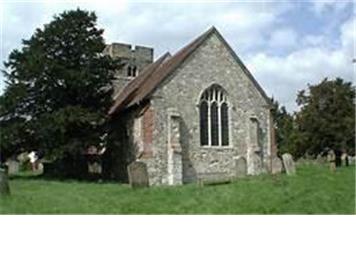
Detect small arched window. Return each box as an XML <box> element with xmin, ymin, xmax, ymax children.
<box><xmin>127</xmin><ymin>65</ymin><xmax>138</xmax><ymax>77</ymax></box>
<box><xmin>199</xmin><ymin>85</ymin><xmax>229</xmax><ymax>146</ymax></box>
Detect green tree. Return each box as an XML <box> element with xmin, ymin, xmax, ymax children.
<box><xmin>270</xmin><ymin>98</ymin><xmax>299</xmax><ymax>157</ymax></box>
<box><xmin>295</xmin><ymin>78</ymin><xmax>355</xmax><ymax>156</ymax></box>
<box><xmin>1</xmin><ymin>9</ymin><xmax>118</xmax><ymax>174</ymax></box>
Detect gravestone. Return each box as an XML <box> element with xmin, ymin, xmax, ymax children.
<box><xmin>88</xmin><ymin>161</ymin><xmax>102</xmax><ymax>174</ymax></box>
<box><xmin>128</xmin><ymin>161</ymin><xmax>149</xmax><ymax>188</ymax></box>
<box><xmin>234</xmin><ymin>156</ymin><xmax>247</xmax><ymax>178</ymax></box>
<box><xmin>6</xmin><ymin>159</ymin><xmax>19</xmax><ymax>175</ymax></box>
<box><xmin>0</xmin><ymin>167</ymin><xmax>10</xmax><ymax>196</ymax></box>
<box><xmin>327</xmin><ymin>150</ymin><xmax>336</xmax><ymax>172</ymax></box>
<box><xmin>271</xmin><ymin>156</ymin><xmax>283</xmax><ymax>174</ymax></box>
<box><xmin>341</xmin><ymin>153</ymin><xmax>349</xmax><ymax>167</ymax></box>
<box><xmin>282</xmin><ymin>153</ymin><xmax>296</xmax><ymax>175</ymax></box>
<box><xmin>38</xmin><ymin>162</ymin><xmax>44</xmax><ymax>173</ymax></box>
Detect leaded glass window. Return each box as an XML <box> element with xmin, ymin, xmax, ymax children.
<box><xmin>211</xmin><ymin>102</ymin><xmax>219</xmax><ymax>146</ymax></box>
<box><xmin>200</xmin><ymin>101</ymin><xmax>209</xmax><ymax>145</ymax></box>
<box><xmin>221</xmin><ymin>102</ymin><xmax>229</xmax><ymax>146</ymax></box>
<box><xmin>199</xmin><ymin>85</ymin><xmax>229</xmax><ymax>146</ymax></box>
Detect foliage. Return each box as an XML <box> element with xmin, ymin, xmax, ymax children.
<box><xmin>0</xmin><ymin>164</ymin><xmax>354</xmax><ymax>214</ymax></box>
<box><xmin>271</xmin><ymin>78</ymin><xmax>355</xmax><ymax>158</ymax></box>
<box><xmin>270</xmin><ymin>98</ymin><xmax>299</xmax><ymax>157</ymax></box>
<box><xmin>0</xmin><ymin>9</ymin><xmax>118</xmax><ymax>164</ymax></box>
<box><xmin>295</xmin><ymin>78</ymin><xmax>355</xmax><ymax>156</ymax></box>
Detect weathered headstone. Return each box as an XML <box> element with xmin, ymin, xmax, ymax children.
<box><xmin>6</xmin><ymin>159</ymin><xmax>19</xmax><ymax>175</ymax></box>
<box><xmin>234</xmin><ymin>156</ymin><xmax>247</xmax><ymax>178</ymax></box>
<box><xmin>327</xmin><ymin>150</ymin><xmax>336</xmax><ymax>172</ymax></box>
<box><xmin>341</xmin><ymin>152</ymin><xmax>349</xmax><ymax>167</ymax></box>
<box><xmin>271</xmin><ymin>156</ymin><xmax>283</xmax><ymax>174</ymax></box>
<box><xmin>37</xmin><ymin>162</ymin><xmax>44</xmax><ymax>173</ymax></box>
<box><xmin>88</xmin><ymin>161</ymin><xmax>102</xmax><ymax>174</ymax></box>
<box><xmin>282</xmin><ymin>153</ymin><xmax>296</xmax><ymax>175</ymax></box>
<box><xmin>128</xmin><ymin>161</ymin><xmax>149</xmax><ymax>188</ymax></box>
<box><xmin>0</xmin><ymin>167</ymin><xmax>10</xmax><ymax>196</ymax></box>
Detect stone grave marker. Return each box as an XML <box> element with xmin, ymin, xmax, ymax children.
<box><xmin>282</xmin><ymin>153</ymin><xmax>296</xmax><ymax>175</ymax></box>
<box><xmin>327</xmin><ymin>150</ymin><xmax>336</xmax><ymax>172</ymax></box>
<box><xmin>128</xmin><ymin>161</ymin><xmax>149</xmax><ymax>188</ymax></box>
<box><xmin>6</xmin><ymin>159</ymin><xmax>19</xmax><ymax>175</ymax></box>
<box><xmin>271</xmin><ymin>156</ymin><xmax>283</xmax><ymax>174</ymax></box>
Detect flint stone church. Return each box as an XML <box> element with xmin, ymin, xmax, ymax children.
<box><xmin>105</xmin><ymin>27</ymin><xmax>277</xmax><ymax>186</ymax></box>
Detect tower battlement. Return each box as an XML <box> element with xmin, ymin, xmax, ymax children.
<box><xmin>104</xmin><ymin>43</ymin><xmax>153</xmax><ymax>62</ymax></box>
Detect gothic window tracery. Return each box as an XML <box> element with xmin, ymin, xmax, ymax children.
<box><xmin>199</xmin><ymin>85</ymin><xmax>229</xmax><ymax>146</ymax></box>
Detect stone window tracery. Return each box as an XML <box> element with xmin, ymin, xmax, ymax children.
<box><xmin>199</xmin><ymin>85</ymin><xmax>229</xmax><ymax>146</ymax></box>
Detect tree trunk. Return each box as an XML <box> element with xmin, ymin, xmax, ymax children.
<box><xmin>0</xmin><ymin>167</ymin><xmax>10</xmax><ymax>196</ymax></box>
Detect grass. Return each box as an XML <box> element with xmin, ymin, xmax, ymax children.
<box><xmin>0</xmin><ymin>163</ymin><xmax>354</xmax><ymax>214</ymax></box>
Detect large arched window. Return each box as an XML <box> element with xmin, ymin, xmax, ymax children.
<box><xmin>199</xmin><ymin>85</ymin><xmax>229</xmax><ymax>146</ymax></box>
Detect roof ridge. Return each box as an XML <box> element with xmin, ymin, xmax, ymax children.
<box><xmin>109</xmin><ymin>27</ymin><xmax>216</xmax><ymax>115</ymax></box>
<box><xmin>109</xmin><ymin>26</ymin><xmax>270</xmax><ymax>115</ymax></box>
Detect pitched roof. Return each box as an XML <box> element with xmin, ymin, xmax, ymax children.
<box><xmin>109</xmin><ymin>26</ymin><xmax>270</xmax><ymax>115</ymax></box>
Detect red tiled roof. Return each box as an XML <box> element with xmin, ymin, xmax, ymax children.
<box><xmin>109</xmin><ymin>26</ymin><xmax>270</xmax><ymax>115</ymax></box>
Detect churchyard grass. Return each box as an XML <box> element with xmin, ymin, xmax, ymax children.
<box><xmin>0</xmin><ymin>163</ymin><xmax>354</xmax><ymax>214</ymax></box>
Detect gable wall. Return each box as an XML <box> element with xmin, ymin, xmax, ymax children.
<box><xmin>145</xmin><ymin>33</ymin><xmax>272</xmax><ymax>184</ymax></box>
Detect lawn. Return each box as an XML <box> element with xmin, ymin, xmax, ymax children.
<box><xmin>0</xmin><ymin>163</ymin><xmax>354</xmax><ymax>214</ymax></box>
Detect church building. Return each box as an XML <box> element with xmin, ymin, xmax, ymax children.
<box><xmin>105</xmin><ymin>27</ymin><xmax>276</xmax><ymax>185</ymax></box>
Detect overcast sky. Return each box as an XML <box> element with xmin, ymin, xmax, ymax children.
<box><xmin>0</xmin><ymin>0</ymin><xmax>355</xmax><ymax>111</ymax></box>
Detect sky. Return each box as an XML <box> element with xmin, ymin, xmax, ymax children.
<box><xmin>0</xmin><ymin>0</ymin><xmax>355</xmax><ymax>111</ymax></box>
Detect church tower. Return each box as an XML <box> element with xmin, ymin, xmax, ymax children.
<box><xmin>104</xmin><ymin>43</ymin><xmax>154</xmax><ymax>96</ymax></box>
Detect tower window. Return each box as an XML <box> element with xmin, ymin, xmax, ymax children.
<box><xmin>127</xmin><ymin>65</ymin><xmax>138</xmax><ymax>77</ymax></box>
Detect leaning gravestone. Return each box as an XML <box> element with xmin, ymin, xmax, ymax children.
<box><xmin>271</xmin><ymin>156</ymin><xmax>283</xmax><ymax>174</ymax></box>
<box><xmin>128</xmin><ymin>161</ymin><xmax>149</xmax><ymax>188</ymax></box>
<box><xmin>234</xmin><ymin>156</ymin><xmax>247</xmax><ymax>178</ymax></box>
<box><xmin>282</xmin><ymin>153</ymin><xmax>296</xmax><ymax>175</ymax></box>
<box><xmin>0</xmin><ymin>166</ymin><xmax>10</xmax><ymax>196</ymax></box>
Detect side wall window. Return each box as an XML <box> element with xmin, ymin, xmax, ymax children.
<box><xmin>199</xmin><ymin>85</ymin><xmax>229</xmax><ymax>146</ymax></box>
